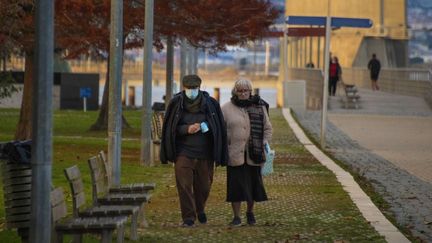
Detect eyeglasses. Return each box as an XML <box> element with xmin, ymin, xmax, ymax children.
<box><xmin>236</xmin><ymin>89</ymin><xmax>251</xmax><ymax>94</ymax></box>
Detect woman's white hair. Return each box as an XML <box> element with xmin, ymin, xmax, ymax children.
<box><xmin>231</xmin><ymin>78</ymin><xmax>253</xmax><ymax>96</ymax></box>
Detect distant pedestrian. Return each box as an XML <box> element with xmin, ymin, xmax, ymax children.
<box><xmin>160</xmin><ymin>74</ymin><xmax>228</xmax><ymax>227</ymax></box>
<box><xmin>368</xmin><ymin>53</ymin><xmax>381</xmax><ymax>91</ymax></box>
<box><xmin>306</xmin><ymin>62</ymin><xmax>315</xmax><ymax>68</ymax></box>
<box><xmin>222</xmin><ymin>79</ymin><xmax>272</xmax><ymax>227</ymax></box>
<box><xmin>329</xmin><ymin>56</ymin><xmax>342</xmax><ymax>96</ymax></box>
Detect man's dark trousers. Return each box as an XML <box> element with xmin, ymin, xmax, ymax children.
<box><xmin>175</xmin><ymin>155</ymin><xmax>214</xmax><ymax>222</ymax></box>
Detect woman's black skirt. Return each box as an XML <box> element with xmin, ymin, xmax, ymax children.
<box><xmin>226</xmin><ymin>163</ymin><xmax>268</xmax><ymax>202</ymax></box>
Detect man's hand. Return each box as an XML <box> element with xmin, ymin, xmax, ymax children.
<box><xmin>187</xmin><ymin>123</ymin><xmax>201</xmax><ymax>134</ymax></box>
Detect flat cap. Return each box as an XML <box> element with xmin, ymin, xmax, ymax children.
<box><xmin>182</xmin><ymin>75</ymin><xmax>202</xmax><ymax>88</ymax></box>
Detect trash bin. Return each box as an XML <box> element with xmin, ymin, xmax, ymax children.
<box><xmin>151</xmin><ymin>102</ymin><xmax>165</xmax><ymax>111</ymax></box>
<box><xmin>1</xmin><ymin>140</ymin><xmax>32</xmax><ymax>242</ymax></box>
<box><xmin>151</xmin><ymin>111</ymin><xmax>165</xmax><ymax>164</ymax></box>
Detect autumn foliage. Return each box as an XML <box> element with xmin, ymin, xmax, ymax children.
<box><xmin>0</xmin><ymin>0</ymin><xmax>280</xmax><ymax>137</ymax></box>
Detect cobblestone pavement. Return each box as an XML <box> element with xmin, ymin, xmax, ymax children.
<box><xmin>135</xmin><ymin>110</ymin><xmax>384</xmax><ymax>242</ymax></box>
<box><xmin>293</xmin><ymin>109</ymin><xmax>432</xmax><ymax>242</ymax></box>
<box><xmin>139</xmin><ymin>164</ymin><xmax>384</xmax><ymax>242</ymax></box>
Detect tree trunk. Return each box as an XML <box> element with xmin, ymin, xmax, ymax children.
<box><xmin>90</xmin><ymin>59</ymin><xmax>130</xmax><ymax>131</ymax></box>
<box><xmin>15</xmin><ymin>52</ymin><xmax>34</xmax><ymax>140</ymax></box>
<box><xmin>2</xmin><ymin>56</ymin><xmax>6</xmax><ymax>71</ymax></box>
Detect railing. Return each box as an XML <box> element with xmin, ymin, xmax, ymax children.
<box><xmin>381</xmin><ymin>68</ymin><xmax>432</xmax><ymax>82</ymax></box>
<box><xmin>287</xmin><ymin>67</ymin><xmax>432</xmax><ymax>109</ymax></box>
<box><xmin>408</xmin><ymin>70</ymin><xmax>431</xmax><ymax>82</ymax></box>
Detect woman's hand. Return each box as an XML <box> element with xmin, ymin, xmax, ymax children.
<box><xmin>264</xmin><ymin>142</ymin><xmax>270</xmax><ymax>153</ymax></box>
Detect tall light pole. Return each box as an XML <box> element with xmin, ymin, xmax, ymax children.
<box><xmin>320</xmin><ymin>0</ymin><xmax>332</xmax><ymax>148</ymax></box>
<box><xmin>309</xmin><ymin>27</ymin><xmax>313</xmax><ymax>65</ymax></box>
<box><xmin>30</xmin><ymin>0</ymin><xmax>53</xmax><ymax>241</ymax></box>
<box><xmin>140</xmin><ymin>0</ymin><xmax>154</xmax><ymax>166</ymax></box>
<box><xmin>179</xmin><ymin>38</ymin><xmax>187</xmax><ymax>90</ymax></box>
<box><xmin>380</xmin><ymin>0</ymin><xmax>385</xmax><ymax>34</ymax></box>
<box><xmin>317</xmin><ymin>36</ymin><xmax>321</xmax><ymax>68</ymax></box>
<box><xmin>264</xmin><ymin>40</ymin><xmax>270</xmax><ymax>76</ymax></box>
<box><xmin>193</xmin><ymin>48</ymin><xmax>199</xmax><ymax>74</ymax></box>
<box><xmin>187</xmin><ymin>44</ymin><xmax>194</xmax><ymax>74</ymax></box>
<box><xmin>165</xmin><ymin>36</ymin><xmax>174</xmax><ymax>108</ymax></box>
<box><xmin>283</xmin><ymin>25</ymin><xmax>289</xmax><ymax>82</ymax></box>
<box><xmin>108</xmin><ymin>0</ymin><xmax>124</xmax><ymax>184</ymax></box>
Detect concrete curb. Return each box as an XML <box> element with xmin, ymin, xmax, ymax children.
<box><xmin>282</xmin><ymin>108</ymin><xmax>410</xmax><ymax>243</ymax></box>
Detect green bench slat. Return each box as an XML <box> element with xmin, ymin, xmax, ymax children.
<box><xmin>56</xmin><ymin>216</ymin><xmax>127</xmax><ymax>230</ymax></box>
<box><xmin>5</xmin><ymin>198</ymin><xmax>31</xmax><ymax>207</ymax></box>
<box><xmin>3</xmin><ymin>176</ymin><xmax>32</xmax><ymax>186</ymax></box>
<box><xmin>4</xmin><ymin>184</ymin><xmax>32</xmax><ymax>193</ymax></box>
<box><xmin>3</xmin><ymin>170</ymin><xmax>32</xmax><ymax>179</ymax></box>
<box><xmin>4</xmin><ymin>191</ymin><xmax>31</xmax><ymax>201</ymax></box>
<box><xmin>80</xmin><ymin>205</ymin><xmax>139</xmax><ymax>217</ymax></box>
<box><xmin>5</xmin><ymin>206</ymin><xmax>31</xmax><ymax>215</ymax></box>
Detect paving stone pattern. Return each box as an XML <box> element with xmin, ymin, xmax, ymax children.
<box><xmin>139</xmin><ymin>164</ymin><xmax>385</xmax><ymax>242</ymax></box>
<box><xmin>293</xmin><ymin>110</ymin><xmax>432</xmax><ymax>241</ymax></box>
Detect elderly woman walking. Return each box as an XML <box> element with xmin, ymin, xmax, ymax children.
<box><xmin>221</xmin><ymin>79</ymin><xmax>272</xmax><ymax>226</ymax></box>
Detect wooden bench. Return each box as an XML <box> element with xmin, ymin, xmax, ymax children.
<box><xmin>98</xmin><ymin>151</ymin><xmax>156</xmax><ymax>194</ymax></box>
<box><xmin>63</xmin><ymin>165</ymin><xmax>141</xmax><ymax>241</ymax></box>
<box><xmin>86</xmin><ymin>158</ymin><xmax>152</xmax><ymax>226</ymax></box>
<box><xmin>151</xmin><ymin>111</ymin><xmax>164</xmax><ymax>145</ymax></box>
<box><xmin>1</xmin><ymin>157</ymin><xmax>32</xmax><ymax>242</ymax></box>
<box><xmin>340</xmin><ymin>82</ymin><xmax>361</xmax><ymax>109</ymax></box>
<box><xmin>151</xmin><ymin>111</ymin><xmax>164</xmax><ymax>163</ymax></box>
<box><xmin>51</xmin><ymin>187</ymin><xmax>127</xmax><ymax>243</ymax></box>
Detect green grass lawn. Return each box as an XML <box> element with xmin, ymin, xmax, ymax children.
<box><xmin>0</xmin><ymin>108</ymin><xmax>385</xmax><ymax>242</ymax></box>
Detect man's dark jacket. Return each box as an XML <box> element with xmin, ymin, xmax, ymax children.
<box><xmin>368</xmin><ymin>58</ymin><xmax>381</xmax><ymax>76</ymax></box>
<box><xmin>160</xmin><ymin>91</ymin><xmax>228</xmax><ymax>166</ymax></box>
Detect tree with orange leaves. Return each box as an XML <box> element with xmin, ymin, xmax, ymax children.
<box><xmin>0</xmin><ymin>0</ymin><xmax>280</xmax><ymax>138</ymax></box>
<box><xmin>0</xmin><ymin>1</ymin><xmax>38</xmax><ymax>139</ymax></box>
<box><xmin>160</xmin><ymin>0</ymin><xmax>280</xmax><ymax>52</ymax></box>
<box><xmin>55</xmin><ymin>0</ymin><xmax>146</xmax><ymax>130</ymax></box>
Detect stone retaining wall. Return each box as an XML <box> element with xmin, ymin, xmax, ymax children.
<box><xmin>285</xmin><ymin>67</ymin><xmax>432</xmax><ymax>109</ymax></box>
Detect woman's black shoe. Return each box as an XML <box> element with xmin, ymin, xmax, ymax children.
<box><xmin>229</xmin><ymin>216</ymin><xmax>241</xmax><ymax>227</ymax></box>
<box><xmin>246</xmin><ymin>212</ymin><xmax>256</xmax><ymax>225</ymax></box>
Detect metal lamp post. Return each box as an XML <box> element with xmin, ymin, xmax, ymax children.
<box><xmin>30</xmin><ymin>0</ymin><xmax>53</xmax><ymax>241</ymax></box>
<box><xmin>320</xmin><ymin>0</ymin><xmax>332</xmax><ymax>148</ymax></box>
<box><xmin>140</xmin><ymin>0</ymin><xmax>154</xmax><ymax>166</ymax></box>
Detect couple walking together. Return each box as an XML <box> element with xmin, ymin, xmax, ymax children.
<box><xmin>160</xmin><ymin>75</ymin><xmax>273</xmax><ymax>227</ymax></box>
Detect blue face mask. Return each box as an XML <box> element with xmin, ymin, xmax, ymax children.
<box><xmin>185</xmin><ymin>88</ymin><xmax>199</xmax><ymax>100</ymax></box>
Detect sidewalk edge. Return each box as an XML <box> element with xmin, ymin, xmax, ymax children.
<box><xmin>282</xmin><ymin>108</ymin><xmax>410</xmax><ymax>243</ymax></box>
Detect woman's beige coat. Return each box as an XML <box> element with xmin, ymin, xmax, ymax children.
<box><xmin>221</xmin><ymin>101</ymin><xmax>272</xmax><ymax>167</ymax></box>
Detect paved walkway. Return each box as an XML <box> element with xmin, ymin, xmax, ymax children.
<box><xmin>283</xmin><ymin>109</ymin><xmax>409</xmax><ymax>243</ymax></box>
<box><xmin>136</xmin><ymin>109</ymin><xmax>386</xmax><ymax>242</ymax></box>
<box><xmin>329</xmin><ymin>114</ymin><xmax>432</xmax><ymax>183</ymax></box>
<box><xmin>328</xmin><ymin>88</ymin><xmax>432</xmax><ymax>183</ymax></box>
<box><xmin>293</xmin><ymin>88</ymin><xmax>432</xmax><ymax>241</ymax></box>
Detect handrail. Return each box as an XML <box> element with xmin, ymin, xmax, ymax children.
<box><xmin>346</xmin><ymin>67</ymin><xmax>431</xmax><ymax>82</ymax></box>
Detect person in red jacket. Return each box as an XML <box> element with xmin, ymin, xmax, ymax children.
<box><xmin>328</xmin><ymin>56</ymin><xmax>342</xmax><ymax>96</ymax></box>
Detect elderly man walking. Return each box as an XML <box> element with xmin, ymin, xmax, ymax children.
<box><xmin>160</xmin><ymin>74</ymin><xmax>228</xmax><ymax>227</ymax></box>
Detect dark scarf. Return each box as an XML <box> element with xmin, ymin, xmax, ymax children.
<box><xmin>183</xmin><ymin>91</ymin><xmax>203</xmax><ymax>113</ymax></box>
<box><xmin>231</xmin><ymin>95</ymin><xmax>266</xmax><ymax>164</ymax></box>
